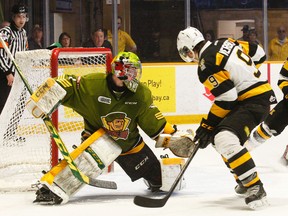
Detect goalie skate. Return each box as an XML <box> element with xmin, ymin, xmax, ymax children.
<box><xmin>32</xmin><ymin>182</ymin><xmax>68</xmax><ymax>205</ymax></box>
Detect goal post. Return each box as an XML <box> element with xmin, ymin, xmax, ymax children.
<box><xmin>49</xmin><ymin>48</ymin><xmax>113</xmax><ymax>167</ymax></box>
<box><xmin>0</xmin><ymin>48</ymin><xmax>113</xmax><ymax>191</ymax></box>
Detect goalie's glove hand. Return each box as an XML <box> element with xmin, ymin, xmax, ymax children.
<box><xmin>193</xmin><ymin>118</ymin><xmax>215</xmax><ymax>149</ymax></box>
<box><xmin>155</xmin><ymin>129</ymin><xmax>196</xmax><ymax>158</ymax></box>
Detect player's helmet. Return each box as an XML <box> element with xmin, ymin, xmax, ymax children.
<box><xmin>11</xmin><ymin>4</ymin><xmax>28</xmax><ymax>14</ymax></box>
<box><xmin>111</xmin><ymin>52</ymin><xmax>142</xmax><ymax>92</ymax></box>
<box><xmin>177</xmin><ymin>26</ymin><xmax>204</xmax><ymax>62</ymax></box>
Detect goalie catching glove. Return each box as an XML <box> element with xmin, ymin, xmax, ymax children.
<box><xmin>26</xmin><ymin>78</ymin><xmax>66</xmax><ymax>118</ymax></box>
<box><xmin>155</xmin><ymin>128</ymin><xmax>196</xmax><ymax>158</ymax></box>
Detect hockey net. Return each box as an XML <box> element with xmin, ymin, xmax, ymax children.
<box><xmin>0</xmin><ymin>48</ymin><xmax>113</xmax><ymax>191</ymax></box>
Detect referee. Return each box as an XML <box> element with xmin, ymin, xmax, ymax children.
<box><xmin>0</xmin><ymin>3</ymin><xmax>28</xmax><ymax>114</ymax></box>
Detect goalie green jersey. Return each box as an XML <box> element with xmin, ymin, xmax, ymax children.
<box><xmin>56</xmin><ymin>73</ymin><xmax>167</xmax><ymax>153</ymax></box>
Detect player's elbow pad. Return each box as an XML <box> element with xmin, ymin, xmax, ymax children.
<box><xmin>26</xmin><ymin>78</ymin><xmax>67</xmax><ymax>118</ymax></box>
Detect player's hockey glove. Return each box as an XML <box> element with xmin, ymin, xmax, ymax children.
<box><xmin>193</xmin><ymin>118</ymin><xmax>215</xmax><ymax>149</ymax></box>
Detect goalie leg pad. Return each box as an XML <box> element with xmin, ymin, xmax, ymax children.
<box><xmin>36</xmin><ymin>130</ymin><xmax>121</xmax><ymax>204</ymax></box>
<box><xmin>160</xmin><ymin>157</ymin><xmax>186</xmax><ymax>192</ymax></box>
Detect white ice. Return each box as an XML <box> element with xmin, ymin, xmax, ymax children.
<box><xmin>1</xmin><ymin>124</ymin><xmax>288</xmax><ymax>216</ymax></box>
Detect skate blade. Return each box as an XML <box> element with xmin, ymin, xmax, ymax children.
<box><xmin>247</xmin><ymin>197</ymin><xmax>269</xmax><ymax>210</ymax></box>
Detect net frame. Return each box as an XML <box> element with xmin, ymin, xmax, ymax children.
<box><xmin>50</xmin><ymin>48</ymin><xmax>113</xmax><ymax>166</ymax></box>
<box><xmin>0</xmin><ymin>47</ymin><xmax>113</xmax><ymax>191</ymax></box>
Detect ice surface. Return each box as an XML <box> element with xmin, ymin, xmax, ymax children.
<box><xmin>1</xmin><ymin>124</ymin><xmax>288</xmax><ymax>216</ymax></box>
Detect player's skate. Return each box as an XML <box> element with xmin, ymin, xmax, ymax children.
<box><xmin>234</xmin><ymin>183</ymin><xmax>247</xmax><ymax>196</ymax></box>
<box><xmin>245</xmin><ymin>184</ymin><xmax>269</xmax><ymax>209</ymax></box>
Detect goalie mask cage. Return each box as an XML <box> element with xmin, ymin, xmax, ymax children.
<box><xmin>0</xmin><ymin>48</ymin><xmax>113</xmax><ymax>191</ymax></box>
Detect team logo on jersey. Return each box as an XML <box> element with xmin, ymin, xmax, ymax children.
<box><xmin>101</xmin><ymin>112</ymin><xmax>131</xmax><ymax>140</ymax></box>
<box><xmin>98</xmin><ymin>96</ymin><xmax>111</xmax><ymax>104</ymax></box>
<box><xmin>199</xmin><ymin>58</ymin><xmax>206</xmax><ymax>71</ymax></box>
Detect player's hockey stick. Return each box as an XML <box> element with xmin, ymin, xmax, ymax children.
<box><xmin>0</xmin><ymin>35</ymin><xmax>116</xmax><ymax>190</ymax></box>
<box><xmin>133</xmin><ymin>143</ymin><xmax>200</xmax><ymax>208</ymax></box>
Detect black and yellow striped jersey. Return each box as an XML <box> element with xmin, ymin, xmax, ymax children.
<box><xmin>227</xmin><ymin>38</ymin><xmax>266</xmax><ymax>68</ymax></box>
<box><xmin>198</xmin><ymin>38</ymin><xmax>276</xmax><ymax>126</ymax></box>
<box><xmin>278</xmin><ymin>59</ymin><xmax>288</xmax><ymax>99</ymax></box>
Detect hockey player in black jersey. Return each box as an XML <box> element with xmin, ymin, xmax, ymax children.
<box><xmin>177</xmin><ymin>26</ymin><xmax>277</xmax><ymax>209</ymax></box>
<box><xmin>247</xmin><ymin>59</ymin><xmax>288</xmax><ymax>162</ymax></box>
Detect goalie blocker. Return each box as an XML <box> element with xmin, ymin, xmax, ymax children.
<box><xmin>26</xmin><ymin>77</ymin><xmax>66</xmax><ymax>118</ymax></box>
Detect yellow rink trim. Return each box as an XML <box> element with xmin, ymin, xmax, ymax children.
<box><xmin>16</xmin><ymin>121</ymin><xmax>85</xmax><ymax>135</ymax></box>
<box><xmin>16</xmin><ymin>115</ymin><xmax>205</xmax><ymax>136</ymax></box>
<box><xmin>165</xmin><ymin>114</ymin><xmax>206</xmax><ymax>124</ymax></box>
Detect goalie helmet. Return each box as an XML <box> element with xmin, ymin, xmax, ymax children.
<box><xmin>111</xmin><ymin>52</ymin><xmax>142</xmax><ymax>92</ymax></box>
<box><xmin>177</xmin><ymin>26</ymin><xmax>204</xmax><ymax>62</ymax></box>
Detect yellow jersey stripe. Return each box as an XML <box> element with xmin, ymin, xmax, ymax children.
<box><xmin>238</xmin><ymin>83</ymin><xmax>272</xmax><ymax>101</ymax></box>
<box><xmin>210</xmin><ymin>103</ymin><xmax>231</xmax><ymax>119</ymax></box>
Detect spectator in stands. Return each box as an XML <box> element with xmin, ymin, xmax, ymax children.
<box><xmin>238</xmin><ymin>25</ymin><xmax>250</xmax><ymax>41</ymax></box>
<box><xmin>59</xmin><ymin>32</ymin><xmax>71</xmax><ymax>48</ymax></box>
<box><xmin>0</xmin><ymin>20</ymin><xmax>10</xmax><ymax>28</ymax></box>
<box><xmin>28</xmin><ymin>24</ymin><xmax>43</xmax><ymax>50</ymax></box>
<box><xmin>82</xmin><ymin>28</ymin><xmax>113</xmax><ymax>54</ymax></box>
<box><xmin>143</xmin><ymin>29</ymin><xmax>161</xmax><ymax>62</ymax></box>
<box><xmin>108</xmin><ymin>16</ymin><xmax>137</xmax><ymax>53</ymax></box>
<box><xmin>204</xmin><ymin>29</ymin><xmax>215</xmax><ymax>42</ymax></box>
<box><xmin>268</xmin><ymin>26</ymin><xmax>288</xmax><ymax>61</ymax></box>
<box><xmin>248</xmin><ymin>28</ymin><xmax>262</xmax><ymax>47</ymax></box>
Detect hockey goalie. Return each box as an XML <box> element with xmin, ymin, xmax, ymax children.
<box><xmin>26</xmin><ymin>51</ymin><xmax>196</xmax><ymax>204</ymax></box>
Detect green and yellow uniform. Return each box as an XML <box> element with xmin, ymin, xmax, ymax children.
<box><xmin>56</xmin><ymin>72</ymin><xmax>167</xmax><ymax>154</ymax></box>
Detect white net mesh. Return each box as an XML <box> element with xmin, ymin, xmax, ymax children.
<box><xmin>0</xmin><ymin>48</ymin><xmax>112</xmax><ymax>191</ymax></box>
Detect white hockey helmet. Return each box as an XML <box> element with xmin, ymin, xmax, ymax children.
<box><xmin>177</xmin><ymin>27</ymin><xmax>204</xmax><ymax>62</ymax></box>
<box><xmin>111</xmin><ymin>52</ymin><xmax>142</xmax><ymax>92</ymax></box>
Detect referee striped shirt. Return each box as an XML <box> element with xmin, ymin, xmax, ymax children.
<box><xmin>0</xmin><ymin>24</ymin><xmax>28</xmax><ymax>75</ymax></box>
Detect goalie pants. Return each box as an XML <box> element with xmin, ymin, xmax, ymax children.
<box><xmin>115</xmin><ymin>141</ymin><xmax>162</xmax><ymax>187</ymax></box>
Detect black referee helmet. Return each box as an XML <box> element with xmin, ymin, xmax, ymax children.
<box><xmin>11</xmin><ymin>3</ymin><xmax>28</xmax><ymax>14</ymax></box>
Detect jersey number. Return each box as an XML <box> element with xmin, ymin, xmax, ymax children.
<box><xmin>236</xmin><ymin>49</ymin><xmax>261</xmax><ymax>78</ymax></box>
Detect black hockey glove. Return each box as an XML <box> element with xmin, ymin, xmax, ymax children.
<box><xmin>193</xmin><ymin>118</ymin><xmax>215</xmax><ymax>149</ymax></box>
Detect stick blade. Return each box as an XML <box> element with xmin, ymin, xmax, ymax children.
<box><xmin>133</xmin><ymin>195</ymin><xmax>168</xmax><ymax>208</ymax></box>
<box><xmin>89</xmin><ymin>178</ymin><xmax>117</xmax><ymax>189</ymax></box>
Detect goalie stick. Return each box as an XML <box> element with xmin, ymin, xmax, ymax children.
<box><xmin>0</xmin><ymin>35</ymin><xmax>116</xmax><ymax>190</ymax></box>
<box><xmin>133</xmin><ymin>143</ymin><xmax>199</xmax><ymax>208</ymax></box>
